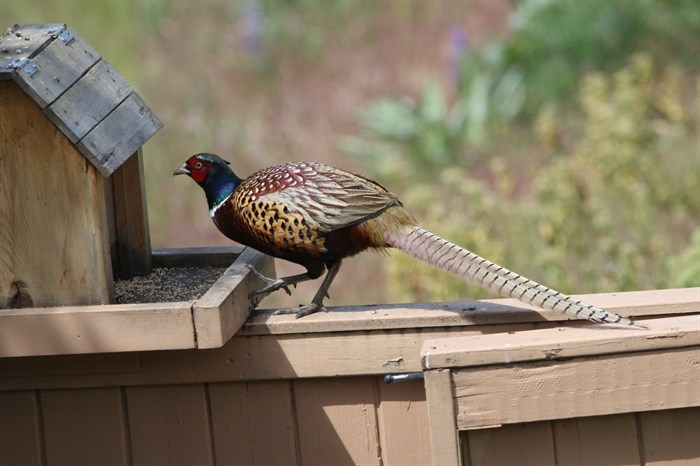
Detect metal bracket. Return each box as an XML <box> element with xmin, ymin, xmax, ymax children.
<box><xmin>57</xmin><ymin>28</ymin><xmax>74</xmax><ymax>45</ymax></box>
<box><xmin>7</xmin><ymin>57</ymin><xmax>38</xmax><ymax>76</ymax></box>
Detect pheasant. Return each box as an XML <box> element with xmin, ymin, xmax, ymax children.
<box><xmin>174</xmin><ymin>153</ymin><xmax>634</xmax><ymax>325</ymax></box>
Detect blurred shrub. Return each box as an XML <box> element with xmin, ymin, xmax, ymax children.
<box><xmin>506</xmin><ymin>0</ymin><xmax>700</xmax><ymax>110</ymax></box>
<box><xmin>339</xmin><ymin>43</ymin><xmax>524</xmax><ymax>187</ymax></box>
<box><xmin>385</xmin><ymin>55</ymin><xmax>699</xmax><ymax>301</ymax></box>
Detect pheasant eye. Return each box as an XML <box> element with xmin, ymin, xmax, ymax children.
<box><xmin>194</xmin><ymin>161</ymin><xmax>203</xmax><ymax>170</ymax></box>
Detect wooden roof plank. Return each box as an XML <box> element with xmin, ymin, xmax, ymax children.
<box><xmin>76</xmin><ymin>91</ymin><xmax>163</xmax><ymax>176</ymax></box>
<box><xmin>44</xmin><ymin>59</ymin><xmax>133</xmax><ymax>143</ymax></box>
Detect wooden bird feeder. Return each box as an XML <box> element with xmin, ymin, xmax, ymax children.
<box><xmin>0</xmin><ymin>23</ymin><xmax>273</xmax><ymax>357</ymax></box>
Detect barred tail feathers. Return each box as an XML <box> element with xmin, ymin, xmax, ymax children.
<box><xmin>384</xmin><ymin>226</ymin><xmax>632</xmax><ymax>325</ymax></box>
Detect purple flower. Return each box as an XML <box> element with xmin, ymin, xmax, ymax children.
<box><xmin>240</xmin><ymin>0</ymin><xmax>263</xmax><ymax>55</ymax></box>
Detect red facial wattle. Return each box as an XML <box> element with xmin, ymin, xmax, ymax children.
<box><xmin>188</xmin><ymin>158</ymin><xmax>209</xmax><ymax>183</ymax></box>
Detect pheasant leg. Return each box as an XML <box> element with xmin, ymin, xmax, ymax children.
<box><xmin>274</xmin><ymin>260</ymin><xmax>342</xmax><ymax>318</ymax></box>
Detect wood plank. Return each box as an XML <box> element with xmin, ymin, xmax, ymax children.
<box><xmin>0</xmin><ymin>352</ymin><xmax>138</xmax><ymax>379</ymax></box>
<box><xmin>0</xmin><ymin>390</ymin><xmax>42</xmax><ymax>466</ymax></box>
<box><xmin>294</xmin><ymin>377</ymin><xmax>381</xmax><ymax>466</ymax></box>
<box><xmin>422</xmin><ymin>314</ymin><xmax>700</xmax><ymax>370</ymax></box>
<box><xmin>41</xmin><ymin>387</ymin><xmax>128</xmax><ymax>466</ymax></box>
<box><xmin>244</xmin><ymin>288</ymin><xmax>700</xmax><ymax>336</ymax></box>
<box><xmin>111</xmin><ymin>150</ymin><xmax>152</xmax><ymax>278</ymax></box>
<box><xmin>0</xmin><ymin>81</ymin><xmax>113</xmax><ymax>309</ymax></box>
<box><xmin>552</xmin><ymin>414</ymin><xmax>641</xmax><ymax>466</ymax></box>
<box><xmin>12</xmin><ymin>28</ymin><xmax>100</xmax><ymax>108</ymax></box>
<box><xmin>77</xmin><ymin>91</ymin><xmax>162</xmax><ymax>177</ymax></box>
<box><xmin>126</xmin><ymin>384</ymin><xmax>213</xmax><ymax>466</ymax></box>
<box><xmin>640</xmin><ymin>407</ymin><xmax>700</xmax><ymax>465</ymax></box>
<box><xmin>193</xmin><ymin>248</ymin><xmax>275</xmax><ymax>348</ymax></box>
<box><xmin>376</xmin><ymin>378</ymin><xmax>432</xmax><ymax>466</ymax></box>
<box><xmin>465</xmin><ymin>421</ymin><xmax>556</xmax><ymax>466</ymax></box>
<box><xmin>452</xmin><ymin>346</ymin><xmax>700</xmax><ymax>429</ymax></box>
<box><xmin>0</xmin><ymin>302</ymin><xmax>195</xmax><ymax>357</ymax></box>
<box><xmin>424</xmin><ymin>369</ymin><xmax>460</xmax><ymax>466</ymax></box>
<box><xmin>44</xmin><ymin>59</ymin><xmax>132</xmax><ymax>142</ymax></box>
<box><xmin>0</xmin><ymin>325</ymin><xmax>547</xmax><ymax>391</ymax></box>
<box><xmin>208</xmin><ymin>381</ymin><xmax>297</xmax><ymax>466</ymax></box>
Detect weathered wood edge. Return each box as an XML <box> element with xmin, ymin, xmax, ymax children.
<box><xmin>243</xmin><ymin>287</ymin><xmax>700</xmax><ymax>336</ymax></box>
<box><xmin>0</xmin><ymin>248</ymin><xmax>246</xmax><ymax>358</ymax></box>
<box><xmin>76</xmin><ymin>91</ymin><xmax>163</xmax><ymax>177</ymax></box>
<box><xmin>152</xmin><ymin>246</ymin><xmax>244</xmax><ymax>268</ymax></box>
<box><xmin>192</xmin><ymin>248</ymin><xmax>275</xmax><ymax>349</ymax></box>
<box><xmin>421</xmin><ymin>314</ymin><xmax>700</xmax><ymax>370</ymax></box>
<box><xmin>0</xmin><ymin>302</ymin><xmax>196</xmax><ymax>358</ymax></box>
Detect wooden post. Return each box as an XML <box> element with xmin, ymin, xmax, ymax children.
<box><xmin>424</xmin><ymin>369</ymin><xmax>461</xmax><ymax>466</ymax></box>
<box><xmin>111</xmin><ymin>149</ymin><xmax>152</xmax><ymax>279</ymax></box>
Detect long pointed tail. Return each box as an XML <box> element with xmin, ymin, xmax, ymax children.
<box><xmin>384</xmin><ymin>226</ymin><xmax>632</xmax><ymax>325</ymax></box>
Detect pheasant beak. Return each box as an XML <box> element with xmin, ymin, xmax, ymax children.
<box><xmin>173</xmin><ymin>164</ymin><xmax>190</xmax><ymax>176</ymax></box>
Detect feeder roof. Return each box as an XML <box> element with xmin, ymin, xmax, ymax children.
<box><xmin>0</xmin><ymin>23</ymin><xmax>162</xmax><ymax>176</ymax></box>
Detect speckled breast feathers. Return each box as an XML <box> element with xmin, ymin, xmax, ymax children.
<box><xmin>215</xmin><ymin>162</ymin><xmax>403</xmax><ymax>260</ymax></box>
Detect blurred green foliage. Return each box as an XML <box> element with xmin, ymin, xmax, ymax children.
<box><xmin>507</xmin><ymin>0</ymin><xmax>700</xmax><ymax>109</ymax></box>
<box><xmin>384</xmin><ymin>55</ymin><xmax>699</xmax><ymax>301</ymax></box>
<box><xmin>341</xmin><ymin>0</ymin><xmax>700</xmax><ymax>301</ymax></box>
<box><xmin>340</xmin><ymin>43</ymin><xmax>525</xmax><ymax>186</ymax></box>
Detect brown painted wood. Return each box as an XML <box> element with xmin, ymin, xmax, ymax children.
<box><xmin>0</xmin><ymin>390</ymin><xmax>42</xmax><ymax>466</ymax></box>
<box><xmin>452</xmin><ymin>346</ymin><xmax>700</xmax><ymax>430</ymax></box>
<box><xmin>208</xmin><ymin>381</ymin><xmax>298</xmax><ymax>466</ymax></box>
<box><xmin>465</xmin><ymin>421</ymin><xmax>556</xmax><ymax>466</ymax></box>
<box><xmin>294</xmin><ymin>377</ymin><xmax>381</xmax><ymax>466</ymax></box>
<box><xmin>425</xmin><ymin>369</ymin><xmax>460</xmax><ymax>466</ymax></box>
<box><xmin>639</xmin><ymin>407</ymin><xmax>700</xmax><ymax>465</ymax></box>
<box><xmin>552</xmin><ymin>414</ymin><xmax>641</xmax><ymax>466</ymax></box>
<box><xmin>44</xmin><ymin>59</ymin><xmax>132</xmax><ymax>143</ymax></box>
<box><xmin>76</xmin><ymin>91</ymin><xmax>162</xmax><ymax>177</ymax></box>
<box><xmin>126</xmin><ymin>384</ymin><xmax>213</xmax><ymax>466</ymax></box>
<box><xmin>0</xmin><ymin>290</ymin><xmax>696</xmax><ymax>387</ymax></box>
<box><xmin>376</xmin><ymin>378</ymin><xmax>432</xmax><ymax>465</ymax></box>
<box><xmin>0</xmin><ymin>81</ymin><xmax>113</xmax><ymax>309</ymax></box>
<box><xmin>244</xmin><ymin>287</ymin><xmax>700</xmax><ymax>335</ymax></box>
<box><xmin>111</xmin><ymin>149</ymin><xmax>152</xmax><ymax>278</ymax></box>
<box><xmin>41</xmin><ymin>387</ymin><xmax>129</xmax><ymax>466</ymax></box>
<box><xmin>422</xmin><ymin>314</ymin><xmax>700</xmax><ymax>370</ymax></box>
<box><xmin>0</xmin><ymin>352</ymin><xmax>138</xmax><ymax>379</ymax></box>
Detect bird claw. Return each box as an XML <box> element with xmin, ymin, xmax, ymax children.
<box><xmin>245</xmin><ymin>264</ymin><xmax>293</xmax><ymax>299</ymax></box>
<box><xmin>273</xmin><ymin>302</ymin><xmax>326</xmax><ymax>318</ymax></box>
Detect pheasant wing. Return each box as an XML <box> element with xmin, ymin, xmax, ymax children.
<box><xmin>253</xmin><ymin>162</ymin><xmax>400</xmax><ymax>233</ymax></box>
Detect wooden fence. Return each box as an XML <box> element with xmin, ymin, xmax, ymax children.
<box><xmin>1</xmin><ymin>288</ymin><xmax>698</xmax><ymax>466</ymax></box>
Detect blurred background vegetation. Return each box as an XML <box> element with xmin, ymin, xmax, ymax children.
<box><xmin>2</xmin><ymin>0</ymin><xmax>698</xmax><ymax>307</ymax></box>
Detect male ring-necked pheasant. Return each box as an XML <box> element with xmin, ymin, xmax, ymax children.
<box><xmin>175</xmin><ymin>153</ymin><xmax>634</xmax><ymax>325</ymax></box>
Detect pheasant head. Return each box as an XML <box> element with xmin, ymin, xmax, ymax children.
<box><xmin>173</xmin><ymin>153</ymin><xmax>242</xmax><ymax>213</ymax></box>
